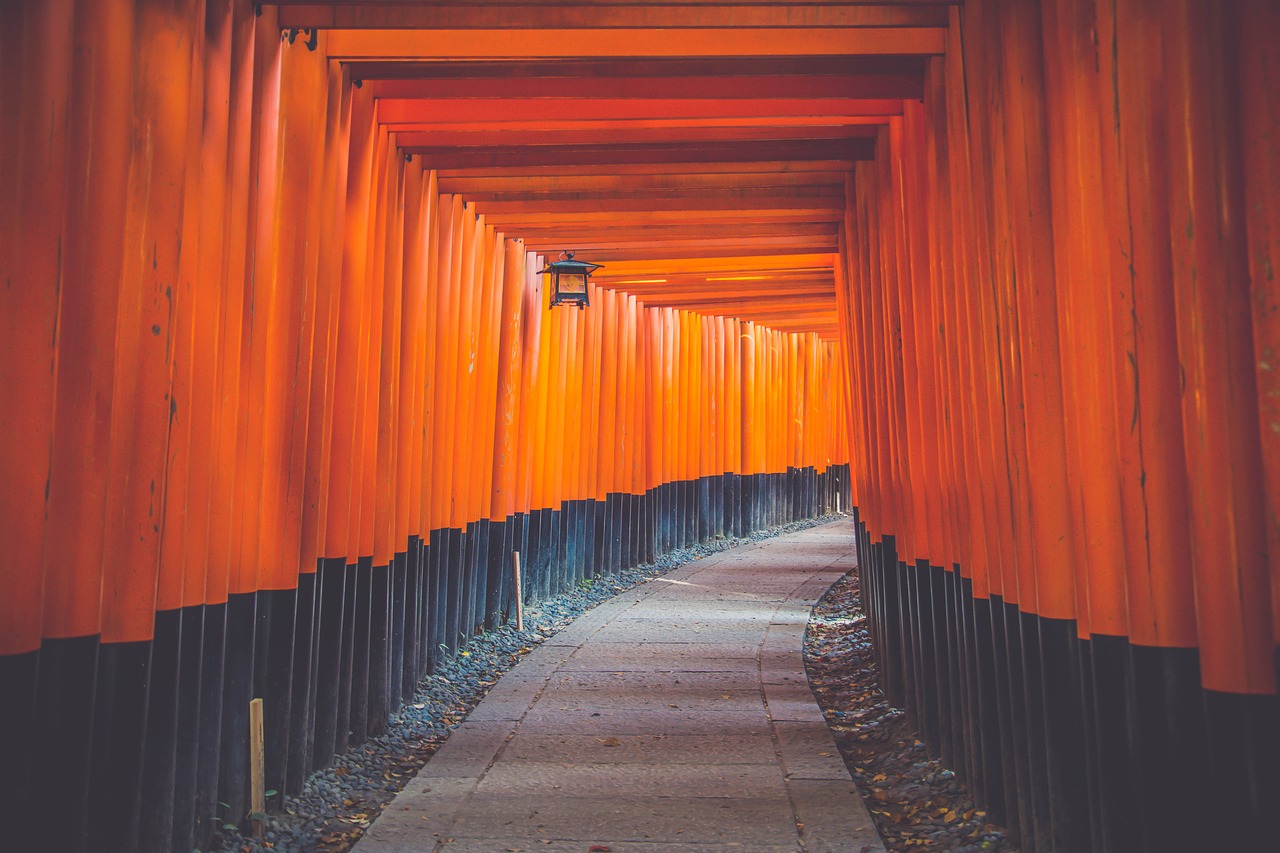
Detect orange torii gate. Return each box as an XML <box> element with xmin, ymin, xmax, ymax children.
<box><xmin>0</xmin><ymin>7</ymin><xmax>849</xmax><ymax>850</ymax></box>
<box><xmin>1</xmin><ymin>2</ymin><xmax>1278</xmax><ymax>852</ymax></box>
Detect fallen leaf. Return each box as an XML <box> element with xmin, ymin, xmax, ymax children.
<box><xmin>589</xmin><ymin>846</ymin><xmax>612</xmax><ymax>852</ymax></box>
<box><xmin>597</xmin><ymin>736</ymin><xmax>622</xmax><ymax>747</ymax></box>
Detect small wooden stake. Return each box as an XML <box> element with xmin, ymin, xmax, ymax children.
<box><xmin>249</xmin><ymin>697</ymin><xmax>266</xmax><ymax>836</ymax></box>
<box><xmin>512</xmin><ymin>551</ymin><xmax>524</xmax><ymax>631</ymax></box>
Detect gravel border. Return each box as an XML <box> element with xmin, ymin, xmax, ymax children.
<box><xmin>804</xmin><ymin>568</ymin><xmax>1020</xmax><ymax>853</ymax></box>
<box><xmin>208</xmin><ymin>513</ymin><xmax>848</xmax><ymax>853</ymax></box>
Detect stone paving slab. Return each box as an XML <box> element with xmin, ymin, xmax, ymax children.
<box><xmin>773</xmin><ymin>721</ymin><xmax>859</xmax><ymax>781</ymax></box>
<box><xmin>425</xmin><ymin>840</ymin><xmax>800</xmax><ymax>853</ymax></box>
<box><xmin>791</xmin><ymin>780</ymin><xmax>888</xmax><ymax>853</ymax></box>
<box><xmin>588</xmin><ymin>625</ymin><xmax>773</xmax><ymax>645</ymax></box>
<box><xmin>564</xmin><ymin>640</ymin><xmax>767</xmax><ymax>660</ymax></box>
<box><xmin>766</xmin><ymin>697</ymin><xmax>830</xmax><ymax>724</ymax></box>
<box><xmin>529</xmin><ymin>689</ymin><xmax>763</xmax><ymax>715</ymax></box>
<box><xmin>474</xmin><ymin>760</ymin><xmax>790</xmax><ymax>798</ymax></box>
<box><xmin>446</xmin><ymin>793</ymin><xmax>798</xmax><ymax>843</ymax></box>
<box><xmin>354</xmin><ymin>520</ymin><xmax>885</xmax><ymax>853</ymax></box>
<box><xmin>543</xmin><ymin>670</ymin><xmax>759</xmax><ymax>692</ymax></box>
<box><xmin>527</xmin><ymin>686</ymin><xmax>757</xmax><ymax>712</ymax></box>
<box><xmin>621</xmin><ymin>601</ymin><xmax>776</xmax><ymax>615</ymax></box>
<box><xmin>414</xmin><ymin>721</ymin><xmax>513</xmax><ymax>779</ymax></box>
<box><xmin>499</xmin><ymin>731</ymin><xmax>781</xmax><ymax>765</ymax></box>
<box><xmin>516</xmin><ymin>705</ymin><xmax>770</xmax><ymax>736</ymax></box>
<box><xmin>557</xmin><ymin>653</ymin><xmax>764</xmax><ymax>673</ymax></box>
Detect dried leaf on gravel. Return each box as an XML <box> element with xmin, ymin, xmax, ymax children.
<box><xmin>805</xmin><ymin>570</ymin><xmax>1019</xmax><ymax>853</ymax></box>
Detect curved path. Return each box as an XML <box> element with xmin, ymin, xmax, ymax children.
<box><xmin>355</xmin><ymin>520</ymin><xmax>885</xmax><ymax>853</ymax></box>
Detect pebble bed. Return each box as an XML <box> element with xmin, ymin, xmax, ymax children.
<box><xmin>208</xmin><ymin>513</ymin><xmax>846</xmax><ymax>853</ymax></box>
<box><xmin>804</xmin><ymin>569</ymin><xmax>1020</xmax><ymax>853</ymax></box>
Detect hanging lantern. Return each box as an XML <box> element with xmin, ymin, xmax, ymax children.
<box><xmin>538</xmin><ymin>251</ymin><xmax>602</xmax><ymax>309</ymax></box>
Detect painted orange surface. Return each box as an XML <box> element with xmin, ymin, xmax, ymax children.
<box><xmin>323</xmin><ymin>27</ymin><xmax>946</xmax><ymax>61</ymax></box>
<box><xmin>300</xmin><ymin>58</ymin><xmax>352</xmax><ymax>575</ymax></box>
<box><xmin>1236</xmin><ymin>0</ymin><xmax>1280</xmax><ymax>647</ymax></box>
<box><xmin>244</xmin><ymin>17</ymin><xmax>287</xmax><ymax>589</ymax></box>
<box><xmin>397</xmin><ymin>163</ymin><xmax>427</xmax><ymax>542</ymax></box>
<box><xmin>362</xmin><ymin>73</ymin><xmax>923</xmax><ymax>104</ymax></box>
<box><xmin>5</xmin><ymin>0</ymin><xmax>1275</xmax><ymax>701</ymax></box>
<box><xmin>1162</xmin><ymin>0</ymin><xmax>1274</xmax><ymax>694</ymax></box>
<box><xmin>281</xmin><ymin>5</ymin><xmax>947</xmax><ymax>31</ymax></box>
<box><xmin>34</xmin><ymin>0</ymin><xmax>129</xmax><ymax>639</ymax></box>
<box><xmin>372</xmin><ymin>135</ymin><xmax>407</xmax><ymax>568</ymax></box>
<box><xmin>98</xmin><ymin>0</ymin><xmax>198</xmax><ymax>643</ymax></box>
<box><xmin>491</xmin><ymin>238</ymin><xmax>529</xmax><ymax>520</ymax></box>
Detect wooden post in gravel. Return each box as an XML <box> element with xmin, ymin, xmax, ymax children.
<box><xmin>249</xmin><ymin>698</ymin><xmax>266</xmax><ymax>836</ymax></box>
<box><xmin>512</xmin><ymin>551</ymin><xmax>524</xmax><ymax>631</ymax></box>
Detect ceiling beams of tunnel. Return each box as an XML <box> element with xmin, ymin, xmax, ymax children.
<box><xmin>275</xmin><ymin>2</ymin><xmax>951</xmax><ymax>340</ymax></box>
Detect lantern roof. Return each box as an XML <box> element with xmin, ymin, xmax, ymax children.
<box><xmin>537</xmin><ymin>252</ymin><xmax>603</xmax><ymax>277</ymax></box>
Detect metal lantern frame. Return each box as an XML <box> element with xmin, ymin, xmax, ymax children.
<box><xmin>537</xmin><ymin>251</ymin><xmax>603</xmax><ymax>309</ymax></box>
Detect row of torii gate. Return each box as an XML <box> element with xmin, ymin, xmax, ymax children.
<box><xmin>1</xmin><ymin>2</ymin><xmax>1277</xmax><ymax>852</ymax></box>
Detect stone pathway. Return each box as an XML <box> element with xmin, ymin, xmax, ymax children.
<box><xmin>354</xmin><ymin>520</ymin><xmax>885</xmax><ymax>853</ymax></box>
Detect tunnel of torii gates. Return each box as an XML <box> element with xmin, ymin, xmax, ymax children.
<box><xmin>0</xmin><ymin>1</ymin><xmax>1278</xmax><ymax>852</ymax></box>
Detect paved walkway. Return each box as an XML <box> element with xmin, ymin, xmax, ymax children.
<box><xmin>355</xmin><ymin>519</ymin><xmax>885</xmax><ymax>853</ymax></box>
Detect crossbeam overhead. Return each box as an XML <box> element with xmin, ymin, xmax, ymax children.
<box><xmin>324</xmin><ymin>28</ymin><xmax>946</xmax><ymax>59</ymax></box>
<box><xmin>288</xmin><ymin>9</ymin><xmax>936</xmax><ymax>336</ymax></box>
